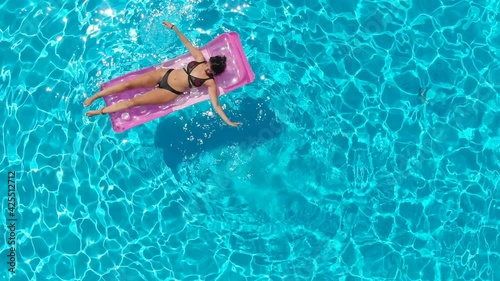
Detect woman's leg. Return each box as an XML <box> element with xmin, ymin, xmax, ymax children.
<box><xmin>84</xmin><ymin>69</ymin><xmax>167</xmax><ymax>107</ymax></box>
<box><xmin>85</xmin><ymin>88</ymin><xmax>179</xmax><ymax>117</ymax></box>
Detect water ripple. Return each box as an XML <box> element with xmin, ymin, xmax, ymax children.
<box><xmin>1</xmin><ymin>0</ymin><xmax>500</xmax><ymax>280</ymax></box>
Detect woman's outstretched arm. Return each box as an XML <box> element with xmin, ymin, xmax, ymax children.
<box><xmin>206</xmin><ymin>81</ymin><xmax>242</xmax><ymax>127</ymax></box>
<box><xmin>162</xmin><ymin>21</ymin><xmax>205</xmax><ymax>62</ymax></box>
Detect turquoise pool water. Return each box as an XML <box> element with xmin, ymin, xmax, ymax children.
<box><xmin>1</xmin><ymin>0</ymin><xmax>500</xmax><ymax>280</ymax></box>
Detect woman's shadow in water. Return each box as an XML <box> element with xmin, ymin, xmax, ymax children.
<box><xmin>153</xmin><ymin>97</ymin><xmax>284</xmax><ymax>168</ymax></box>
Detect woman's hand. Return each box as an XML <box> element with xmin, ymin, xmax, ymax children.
<box><xmin>162</xmin><ymin>21</ymin><xmax>175</xmax><ymax>29</ymax></box>
<box><xmin>227</xmin><ymin>121</ymin><xmax>243</xmax><ymax>127</ymax></box>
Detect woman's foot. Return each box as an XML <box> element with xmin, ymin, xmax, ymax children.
<box><xmin>86</xmin><ymin>108</ymin><xmax>105</xmax><ymax>117</ymax></box>
<box><xmin>84</xmin><ymin>96</ymin><xmax>97</xmax><ymax>107</ymax></box>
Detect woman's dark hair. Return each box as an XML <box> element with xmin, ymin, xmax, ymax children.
<box><xmin>209</xmin><ymin>55</ymin><xmax>227</xmax><ymax>76</ymax></box>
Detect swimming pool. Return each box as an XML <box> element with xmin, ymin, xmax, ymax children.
<box><xmin>1</xmin><ymin>0</ymin><xmax>500</xmax><ymax>280</ymax></box>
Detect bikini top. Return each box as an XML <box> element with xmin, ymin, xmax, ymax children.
<box><xmin>184</xmin><ymin>61</ymin><xmax>213</xmax><ymax>88</ymax></box>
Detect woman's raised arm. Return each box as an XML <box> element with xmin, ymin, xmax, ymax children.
<box><xmin>162</xmin><ymin>21</ymin><xmax>205</xmax><ymax>62</ymax></box>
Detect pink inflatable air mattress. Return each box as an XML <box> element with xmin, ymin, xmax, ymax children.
<box><xmin>101</xmin><ymin>32</ymin><xmax>254</xmax><ymax>133</ymax></box>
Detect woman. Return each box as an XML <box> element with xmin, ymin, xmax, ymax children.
<box><xmin>84</xmin><ymin>21</ymin><xmax>242</xmax><ymax>127</ymax></box>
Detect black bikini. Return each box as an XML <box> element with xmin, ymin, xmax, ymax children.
<box><xmin>158</xmin><ymin>69</ymin><xmax>183</xmax><ymax>95</ymax></box>
<box><xmin>158</xmin><ymin>61</ymin><xmax>213</xmax><ymax>95</ymax></box>
<box><xmin>184</xmin><ymin>61</ymin><xmax>214</xmax><ymax>87</ymax></box>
